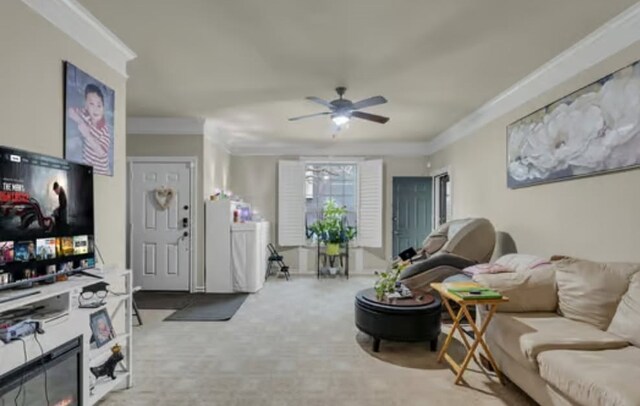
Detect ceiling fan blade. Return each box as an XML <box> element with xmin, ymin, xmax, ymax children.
<box><xmin>306</xmin><ymin>96</ymin><xmax>335</xmax><ymax>109</ymax></box>
<box><xmin>352</xmin><ymin>111</ymin><xmax>390</xmax><ymax>124</ymax></box>
<box><xmin>351</xmin><ymin>96</ymin><xmax>387</xmax><ymax>110</ymax></box>
<box><xmin>288</xmin><ymin>112</ymin><xmax>331</xmax><ymax>121</ymax></box>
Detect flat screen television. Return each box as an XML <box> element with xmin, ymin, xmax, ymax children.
<box><xmin>0</xmin><ymin>146</ymin><xmax>95</xmax><ymax>290</ymax></box>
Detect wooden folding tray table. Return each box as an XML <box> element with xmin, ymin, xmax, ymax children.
<box><xmin>431</xmin><ymin>282</ymin><xmax>509</xmax><ymax>384</ymax></box>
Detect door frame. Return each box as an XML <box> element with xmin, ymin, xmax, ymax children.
<box><xmin>391</xmin><ymin>176</ymin><xmax>433</xmax><ymax>258</ymax></box>
<box><xmin>431</xmin><ymin>166</ymin><xmax>452</xmax><ymax>229</ymax></box>
<box><xmin>127</xmin><ymin>156</ymin><xmax>198</xmax><ymax>293</ymax></box>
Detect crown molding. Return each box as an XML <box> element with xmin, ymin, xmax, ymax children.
<box><xmin>228</xmin><ymin>141</ymin><xmax>431</xmax><ymax>157</ymax></box>
<box><xmin>127</xmin><ymin>117</ymin><xmax>205</xmax><ymax>135</ymax></box>
<box><xmin>22</xmin><ymin>0</ymin><xmax>136</xmax><ymax>77</ymax></box>
<box><xmin>201</xmin><ymin>118</ymin><xmax>431</xmax><ymax>156</ymax></box>
<box><xmin>426</xmin><ymin>2</ymin><xmax>640</xmax><ymax>155</ymax></box>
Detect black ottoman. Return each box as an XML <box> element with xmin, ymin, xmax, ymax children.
<box><xmin>355</xmin><ymin>288</ymin><xmax>442</xmax><ymax>352</ymax></box>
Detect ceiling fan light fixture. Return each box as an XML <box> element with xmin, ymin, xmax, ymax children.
<box><xmin>331</xmin><ymin>114</ymin><xmax>350</xmax><ymax>126</ymax></box>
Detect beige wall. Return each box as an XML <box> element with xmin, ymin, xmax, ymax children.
<box><xmin>229</xmin><ymin>155</ymin><xmax>429</xmax><ymax>271</ymax></box>
<box><xmin>203</xmin><ymin>138</ymin><xmax>231</xmax><ymax>198</ymax></box>
<box><xmin>0</xmin><ymin>1</ymin><xmax>127</xmax><ymax>266</ymax></box>
<box><xmin>427</xmin><ymin>44</ymin><xmax>640</xmax><ymax>263</ymax></box>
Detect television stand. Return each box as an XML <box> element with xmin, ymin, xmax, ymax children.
<box><xmin>72</xmin><ymin>269</ymin><xmax>104</xmax><ymax>279</ymax></box>
<box><xmin>0</xmin><ymin>290</ymin><xmax>41</xmax><ymax>305</ymax></box>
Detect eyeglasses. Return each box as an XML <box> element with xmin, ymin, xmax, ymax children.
<box><xmin>79</xmin><ymin>290</ymin><xmax>108</xmax><ymax>307</ymax></box>
<box><xmin>81</xmin><ymin>290</ymin><xmax>108</xmax><ymax>300</ymax></box>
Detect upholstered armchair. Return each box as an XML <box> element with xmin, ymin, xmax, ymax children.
<box><xmin>399</xmin><ymin>218</ymin><xmax>499</xmax><ymax>290</ymax></box>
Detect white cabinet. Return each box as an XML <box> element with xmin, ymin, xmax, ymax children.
<box><xmin>0</xmin><ymin>267</ymin><xmax>133</xmax><ymax>406</ymax></box>
<box><xmin>231</xmin><ymin>222</ymin><xmax>270</xmax><ymax>293</ymax></box>
<box><xmin>205</xmin><ymin>200</ymin><xmax>270</xmax><ymax>293</ymax></box>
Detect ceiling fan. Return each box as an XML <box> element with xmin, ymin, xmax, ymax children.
<box><xmin>289</xmin><ymin>87</ymin><xmax>389</xmax><ymax>126</ymax></box>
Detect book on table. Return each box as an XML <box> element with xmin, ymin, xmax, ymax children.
<box><xmin>444</xmin><ymin>282</ymin><xmax>503</xmax><ymax>300</ymax></box>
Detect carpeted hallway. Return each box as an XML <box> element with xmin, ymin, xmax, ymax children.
<box><xmin>100</xmin><ymin>276</ymin><xmax>534</xmax><ymax>406</ymax></box>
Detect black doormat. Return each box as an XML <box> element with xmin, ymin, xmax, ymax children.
<box><xmin>164</xmin><ymin>293</ymin><xmax>248</xmax><ymax>321</ymax></box>
<box><xmin>133</xmin><ymin>291</ymin><xmax>195</xmax><ymax>310</ymax></box>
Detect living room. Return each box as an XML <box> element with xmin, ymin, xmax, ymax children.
<box><xmin>1</xmin><ymin>1</ymin><xmax>639</xmax><ymax>405</ymax></box>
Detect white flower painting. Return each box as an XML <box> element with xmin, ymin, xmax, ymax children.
<box><xmin>507</xmin><ymin>60</ymin><xmax>640</xmax><ymax>188</ymax></box>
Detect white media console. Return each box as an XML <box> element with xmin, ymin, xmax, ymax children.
<box><xmin>0</xmin><ymin>266</ymin><xmax>133</xmax><ymax>405</ymax></box>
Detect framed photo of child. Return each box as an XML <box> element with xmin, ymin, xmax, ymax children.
<box><xmin>89</xmin><ymin>308</ymin><xmax>116</xmax><ymax>348</ymax></box>
<box><xmin>64</xmin><ymin>62</ymin><xmax>115</xmax><ymax>176</ymax></box>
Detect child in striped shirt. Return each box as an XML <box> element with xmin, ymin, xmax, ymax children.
<box><xmin>68</xmin><ymin>84</ymin><xmax>111</xmax><ymax>174</ymax></box>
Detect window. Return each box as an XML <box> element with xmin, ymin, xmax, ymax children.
<box><xmin>434</xmin><ymin>172</ymin><xmax>451</xmax><ymax>226</ymax></box>
<box><xmin>278</xmin><ymin>159</ymin><xmax>382</xmax><ymax>248</ymax></box>
<box><xmin>304</xmin><ymin>163</ymin><xmax>357</xmax><ymax>234</ymax></box>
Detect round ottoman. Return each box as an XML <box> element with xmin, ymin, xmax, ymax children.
<box><xmin>355</xmin><ymin>288</ymin><xmax>442</xmax><ymax>352</ymax></box>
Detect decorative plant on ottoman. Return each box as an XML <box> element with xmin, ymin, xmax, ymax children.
<box><xmin>374</xmin><ymin>262</ymin><xmax>409</xmax><ymax>300</ymax></box>
<box><xmin>308</xmin><ymin>199</ymin><xmax>357</xmax><ymax>257</ymax></box>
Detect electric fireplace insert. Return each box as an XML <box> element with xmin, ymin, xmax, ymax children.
<box><xmin>0</xmin><ymin>336</ymin><xmax>82</xmax><ymax>405</ymax></box>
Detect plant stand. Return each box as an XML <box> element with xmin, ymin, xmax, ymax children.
<box><xmin>317</xmin><ymin>241</ymin><xmax>349</xmax><ymax>279</ymax></box>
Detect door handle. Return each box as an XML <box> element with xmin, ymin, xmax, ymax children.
<box><xmin>182</xmin><ymin>217</ymin><xmax>188</xmax><ymax>228</ymax></box>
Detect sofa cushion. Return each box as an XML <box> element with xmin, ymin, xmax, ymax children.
<box><xmin>485</xmin><ymin>312</ymin><xmax>628</xmax><ymax>372</ymax></box>
<box><xmin>608</xmin><ymin>272</ymin><xmax>640</xmax><ymax>347</ymax></box>
<box><xmin>556</xmin><ymin>258</ymin><xmax>640</xmax><ymax>330</ymax></box>
<box><xmin>473</xmin><ymin>265</ymin><xmax>557</xmax><ymax>312</ymax></box>
<box><xmin>538</xmin><ymin>347</ymin><xmax>640</xmax><ymax>406</ymax></box>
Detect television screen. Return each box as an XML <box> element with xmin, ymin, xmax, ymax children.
<box><xmin>0</xmin><ymin>146</ymin><xmax>94</xmax><ymax>287</ymax></box>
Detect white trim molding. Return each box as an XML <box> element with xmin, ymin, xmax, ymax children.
<box><xmin>231</xmin><ymin>141</ymin><xmax>431</xmax><ymax>157</ymax></box>
<box><xmin>426</xmin><ymin>2</ymin><xmax>640</xmax><ymax>155</ymax></box>
<box><xmin>22</xmin><ymin>0</ymin><xmax>136</xmax><ymax>77</ymax></box>
<box><xmin>128</xmin><ymin>117</ymin><xmax>205</xmax><ymax>136</ymax></box>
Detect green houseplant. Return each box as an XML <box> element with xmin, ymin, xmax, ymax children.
<box><xmin>374</xmin><ymin>262</ymin><xmax>408</xmax><ymax>300</ymax></box>
<box><xmin>308</xmin><ymin>199</ymin><xmax>357</xmax><ymax>256</ymax></box>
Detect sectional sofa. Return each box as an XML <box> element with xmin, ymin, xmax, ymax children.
<box><xmin>473</xmin><ymin>254</ymin><xmax>640</xmax><ymax>406</ymax></box>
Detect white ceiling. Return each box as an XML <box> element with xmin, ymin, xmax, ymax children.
<box><xmin>81</xmin><ymin>0</ymin><xmax>638</xmax><ymax>144</ymax></box>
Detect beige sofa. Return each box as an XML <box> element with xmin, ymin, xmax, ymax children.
<box><xmin>474</xmin><ymin>254</ymin><xmax>640</xmax><ymax>406</ymax></box>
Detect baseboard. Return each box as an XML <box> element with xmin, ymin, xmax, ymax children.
<box><xmin>286</xmin><ymin>268</ymin><xmax>380</xmax><ymax>276</ymax></box>
<box><xmin>193</xmin><ymin>286</ymin><xmax>205</xmax><ymax>293</ymax></box>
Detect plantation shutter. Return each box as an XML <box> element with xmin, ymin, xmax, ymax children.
<box><xmin>278</xmin><ymin>160</ymin><xmax>306</xmax><ymax>246</ymax></box>
<box><xmin>358</xmin><ymin>159</ymin><xmax>383</xmax><ymax>248</ymax></box>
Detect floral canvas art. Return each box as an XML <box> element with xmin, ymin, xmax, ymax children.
<box><xmin>507</xmin><ymin>60</ymin><xmax>640</xmax><ymax>188</ymax></box>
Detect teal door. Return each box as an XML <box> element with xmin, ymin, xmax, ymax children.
<box><xmin>392</xmin><ymin>177</ymin><xmax>433</xmax><ymax>257</ymax></box>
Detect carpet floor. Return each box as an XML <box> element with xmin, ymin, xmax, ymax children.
<box><xmin>100</xmin><ymin>276</ymin><xmax>535</xmax><ymax>406</ymax></box>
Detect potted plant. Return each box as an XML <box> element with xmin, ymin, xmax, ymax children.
<box><xmin>374</xmin><ymin>262</ymin><xmax>408</xmax><ymax>300</ymax></box>
<box><xmin>308</xmin><ymin>199</ymin><xmax>357</xmax><ymax>256</ymax></box>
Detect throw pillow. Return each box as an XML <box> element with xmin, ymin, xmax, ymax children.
<box><xmin>495</xmin><ymin>254</ymin><xmax>550</xmax><ymax>273</ymax></box>
<box><xmin>463</xmin><ymin>263</ymin><xmax>512</xmax><ymax>276</ymax></box>
<box><xmin>473</xmin><ymin>265</ymin><xmax>557</xmax><ymax>312</ymax></box>
<box><xmin>556</xmin><ymin>258</ymin><xmax>640</xmax><ymax>330</ymax></box>
<box><xmin>608</xmin><ymin>272</ymin><xmax>640</xmax><ymax>347</ymax></box>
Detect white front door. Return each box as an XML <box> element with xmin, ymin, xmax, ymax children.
<box><xmin>129</xmin><ymin>160</ymin><xmax>193</xmax><ymax>291</ymax></box>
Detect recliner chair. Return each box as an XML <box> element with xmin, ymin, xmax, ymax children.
<box><xmin>399</xmin><ymin>218</ymin><xmax>500</xmax><ymax>290</ymax></box>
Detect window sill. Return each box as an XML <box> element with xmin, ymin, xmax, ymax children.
<box><xmin>302</xmin><ymin>243</ymin><xmax>362</xmax><ymax>249</ymax></box>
